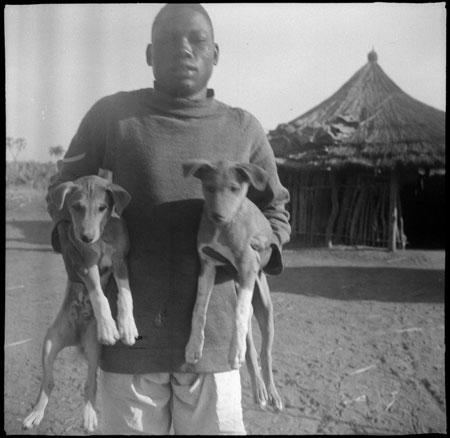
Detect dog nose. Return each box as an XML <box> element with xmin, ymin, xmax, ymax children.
<box><xmin>81</xmin><ymin>234</ymin><xmax>94</xmax><ymax>243</ymax></box>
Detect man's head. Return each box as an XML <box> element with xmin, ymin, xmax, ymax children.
<box><xmin>146</xmin><ymin>3</ymin><xmax>219</xmax><ymax>99</ymax></box>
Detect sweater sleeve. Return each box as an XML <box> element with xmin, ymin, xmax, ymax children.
<box><xmin>245</xmin><ymin>113</ymin><xmax>291</xmax><ymax>275</ymax></box>
<box><xmin>46</xmin><ymin>99</ymin><xmax>108</xmax><ymax>251</ymax></box>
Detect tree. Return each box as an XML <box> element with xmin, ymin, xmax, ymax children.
<box><xmin>6</xmin><ymin>137</ymin><xmax>13</xmax><ymax>159</ymax></box>
<box><xmin>49</xmin><ymin>145</ymin><xmax>66</xmax><ymax>159</ymax></box>
<box><xmin>6</xmin><ymin>137</ymin><xmax>27</xmax><ymax>161</ymax></box>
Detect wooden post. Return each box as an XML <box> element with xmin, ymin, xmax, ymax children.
<box><xmin>397</xmin><ymin>192</ymin><xmax>406</xmax><ymax>250</ymax></box>
<box><xmin>326</xmin><ymin>171</ymin><xmax>339</xmax><ymax>248</ymax></box>
<box><xmin>388</xmin><ymin>171</ymin><xmax>398</xmax><ymax>251</ymax></box>
<box><xmin>289</xmin><ymin>172</ymin><xmax>298</xmax><ymax>239</ymax></box>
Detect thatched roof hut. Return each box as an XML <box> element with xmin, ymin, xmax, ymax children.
<box><xmin>270</xmin><ymin>50</ymin><xmax>445</xmax><ymax>250</ymax></box>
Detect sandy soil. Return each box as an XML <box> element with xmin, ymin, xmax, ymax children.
<box><xmin>4</xmin><ymin>188</ymin><xmax>446</xmax><ymax>435</ymax></box>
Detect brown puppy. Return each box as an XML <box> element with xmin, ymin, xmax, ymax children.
<box><xmin>22</xmin><ymin>174</ymin><xmax>138</xmax><ymax>432</ymax></box>
<box><xmin>183</xmin><ymin>159</ymin><xmax>283</xmax><ymax>411</ymax></box>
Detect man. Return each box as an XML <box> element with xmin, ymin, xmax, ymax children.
<box><xmin>47</xmin><ymin>3</ymin><xmax>290</xmax><ymax>434</ymax></box>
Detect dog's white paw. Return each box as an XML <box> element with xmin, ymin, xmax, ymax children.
<box><xmin>97</xmin><ymin>317</ymin><xmax>120</xmax><ymax>345</ymax></box>
<box><xmin>22</xmin><ymin>408</ymin><xmax>45</xmax><ymax>430</ymax></box>
<box><xmin>83</xmin><ymin>402</ymin><xmax>98</xmax><ymax>432</ymax></box>
<box><xmin>252</xmin><ymin>376</ymin><xmax>269</xmax><ymax>410</ymax></box>
<box><xmin>117</xmin><ymin>315</ymin><xmax>139</xmax><ymax>346</ymax></box>
<box><xmin>185</xmin><ymin>337</ymin><xmax>204</xmax><ymax>364</ymax></box>
<box><xmin>228</xmin><ymin>342</ymin><xmax>246</xmax><ymax>370</ymax></box>
<box><xmin>267</xmin><ymin>383</ymin><xmax>283</xmax><ymax>411</ymax></box>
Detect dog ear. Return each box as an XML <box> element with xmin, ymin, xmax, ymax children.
<box><xmin>235</xmin><ymin>163</ymin><xmax>269</xmax><ymax>191</ymax></box>
<box><xmin>182</xmin><ymin>159</ymin><xmax>215</xmax><ymax>180</ymax></box>
<box><xmin>106</xmin><ymin>184</ymin><xmax>131</xmax><ymax>216</ymax></box>
<box><xmin>50</xmin><ymin>181</ymin><xmax>75</xmax><ymax>211</ymax></box>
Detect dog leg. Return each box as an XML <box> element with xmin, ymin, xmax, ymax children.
<box><xmin>112</xmin><ymin>258</ymin><xmax>138</xmax><ymax>345</ymax></box>
<box><xmin>230</xmin><ymin>253</ymin><xmax>258</xmax><ymax>369</ymax></box>
<box><xmin>22</xmin><ymin>298</ymin><xmax>76</xmax><ymax>430</ymax></box>
<box><xmin>245</xmin><ymin>306</ymin><xmax>269</xmax><ymax>409</ymax></box>
<box><xmin>253</xmin><ymin>273</ymin><xmax>283</xmax><ymax>411</ymax></box>
<box><xmin>81</xmin><ymin>266</ymin><xmax>120</xmax><ymax>345</ymax></box>
<box><xmin>80</xmin><ymin>319</ymin><xmax>100</xmax><ymax>432</ymax></box>
<box><xmin>185</xmin><ymin>259</ymin><xmax>216</xmax><ymax>364</ymax></box>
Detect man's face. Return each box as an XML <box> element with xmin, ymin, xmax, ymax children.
<box><xmin>148</xmin><ymin>7</ymin><xmax>219</xmax><ymax>99</ymax></box>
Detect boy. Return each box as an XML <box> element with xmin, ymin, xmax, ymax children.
<box><xmin>47</xmin><ymin>3</ymin><xmax>290</xmax><ymax>435</ymax></box>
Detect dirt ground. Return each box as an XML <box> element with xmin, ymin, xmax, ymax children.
<box><xmin>5</xmin><ymin>188</ymin><xmax>446</xmax><ymax>435</ymax></box>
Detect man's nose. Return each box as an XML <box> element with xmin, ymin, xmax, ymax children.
<box><xmin>177</xmin><ymin>37</ymin><xmax>193</xmax><ymax>57</ymax></box>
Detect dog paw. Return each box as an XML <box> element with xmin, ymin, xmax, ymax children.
<box><xmin>83</xmin><ymin>402</ymin><xmax>98</xmax><ymax>432</ymax></box>
<box><xmin>97</xmin><ymin>318</ymin><xmax>120</xmax><ymax>345</ymax></box>
<box><xmin>267</xmin><ymin>384</ymin><xmax>283</xmax><ymax>411</ymax></box>
<box><xmin>22</xmin><ymin>408</ymin><xmax>44</xmax><ymax>430</ymax></box>
<box><xmin>228</xmin><ymin>344</ymin><xmax>246</xmax><ymax>370</ymax></box>
<box><xmin>185</xmin><ymin>338</ymin><xmax>204</xmax><ymax>364</ymax></box>
<box><xmin>253</xmin><ymin>377</ymin><xmax>269</xmax><ymax>410</ymax></box>
<box><xmin>117</xmin><ymin>316</ymin><xmax>139</xmax><ymax>346</ymax></box>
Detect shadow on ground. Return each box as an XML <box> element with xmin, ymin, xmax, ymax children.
<box><xmin>5</xmin><ymin>219</ymin><xmax>53</xmax><ymax>247</ymax></box>
<box><xmin>268</xmin><ymin>266</ymin><xmax>444</xmax><ymax>304</ymax></box>
<box><xmin>6</xmin><ymin>219</ymin><xmax>445</xmax><ymax>305</ymax></box>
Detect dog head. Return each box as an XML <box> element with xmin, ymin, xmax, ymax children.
<box><xmin>183</xmin><ymin>159</ymin><xmax>268</xmax><ymax>225</ymax></box>
<box><xmin>50</xmin><ymin>175</ymin><xmax>131</xmax><ymax>244</ymax></box>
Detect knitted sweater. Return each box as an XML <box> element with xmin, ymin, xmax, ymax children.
<box><xmin>47</xmin><ymin>87</ymin><xmax>291</xmax><ymax>374</ymax></box>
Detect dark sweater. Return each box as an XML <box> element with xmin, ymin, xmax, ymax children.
<box><xmin>47</xmin><ymin>87</ymin><xmax>291</xmax><ymax>374</ymax></box>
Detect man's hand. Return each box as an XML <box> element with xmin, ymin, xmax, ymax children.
<box><xmin>250</xmin><ymin>234</ymin><xmax>273</xmax><ymax>270</ymax></box>
<box><xmin>258</xmin><ymin>246</ymin><xmax>273</xmax><ymax>270</ymax></box>
<box><xmin>57</xmin><ymin>222</ymin><xmax>87</xmax><ymax>279</ymax></box>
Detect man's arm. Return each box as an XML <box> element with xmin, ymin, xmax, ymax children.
<box><xmin>47</xmin><ymin>100</ymin><xmax>107</xmax><ymax>254</ymax></box>
<box><xmin>247</xmin><ymin>115</ymin><xmax>291</xmax><ymax>275</ymax></box>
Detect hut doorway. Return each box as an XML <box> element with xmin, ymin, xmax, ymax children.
<box><xmin>399</xmin><ymin>174</ymin><xmax>445</xmax><ymax>249</ymax></box>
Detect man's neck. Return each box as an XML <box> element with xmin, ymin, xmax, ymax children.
<box><xmin>154</xmin><ymin>82</ymin><xmax>209</xmax><ymax>101</ymax></box>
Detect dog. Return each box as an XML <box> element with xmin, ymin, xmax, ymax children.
<box><xmin>22</xmin><ymin>172</ymin><xmax>138</xmax><ymax>432</ymax></box>
<box><xmin>183</xmin><ymin>159</ymin><xmax>283</xmax><ymax>411</ymax></box>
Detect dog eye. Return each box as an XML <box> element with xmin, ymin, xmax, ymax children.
<box><xmin>98</xmin><ymin>205</ymin><xmax>107</xmax><ymax>212</ymax></box>
<box><xmin>230</xmin><ymin>186</ymin><xmax>240</xmax><ymax>193</ymax></box>
<box><xmin>72</xmin><ymin>203</ymin><xmax>82</xmax><ymax>212</ymax></box>
<box><xmin>205</xmin><ymin>186</ymin><xmax>216</xmax><ymax>194</ymax></box>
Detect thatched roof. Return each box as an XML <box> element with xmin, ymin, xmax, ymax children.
<box><xmin>270</xmin><ymin>50</ymin><xmax>445</xmax><ymax>172</ymax></box>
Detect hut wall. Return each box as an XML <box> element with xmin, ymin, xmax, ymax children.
<box><xmin>278</xmin><ymin>166</ymin><xmax>403</xmax><ymax>248</ymax></box>
<box><xmin>399</xmin><ymin>173</ymin><xmax>445</xmax><ymax>249</ymax></box>
<box><xmin>333</xmin><ymin>173</ymin><xmax>392</xmax><ymax>247</ymax></box>
<box><xmin>279</xmin><ymin>168</ymin><xmax>332</xmax><ymax>246</ymax></box>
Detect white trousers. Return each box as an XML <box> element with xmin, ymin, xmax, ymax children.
<box><xmin>99</xmin><ymin>369</ymin><xmax>246</xmax><ymax>435</ymax></box>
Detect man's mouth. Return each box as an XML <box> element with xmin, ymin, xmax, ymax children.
<box><xmin>171</xmin><ymin>64</ymin><xmax>197</xmax><ymax>75</ymax></box>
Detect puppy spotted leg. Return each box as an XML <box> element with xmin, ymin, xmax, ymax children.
<box><xmin>253</xmin><ymin>273</ymin><xmax>283</xmax><ymax>411</ymax></box>
<box><xmin>81</xmin><ymin>266</ymin><xmax>120</xmax><ymax>345</ymax></box>
<box><xmin>185</xmin><ymin>258</ymin><xmax>216</xmax><ymax>364</ymax></box>
<box><xmin>112</xmin><ymin>256</ymin><xmax>138</xmax><ymax>345</ymax></box>
<box><xmin>230</xmin><ymin>252</ymin><xmax>258</xmax><ymax>369</ymax></box>
<box><xmin>22</xmin><ymin>282</ymin><xmax>77</xmax><ymax>430</ymax></box>
<box><xmin>245</xmin><ymin>306</ymin><xmax>269</xmax><ymax>409</ymax></box>
<box><xmin>80</xmin><ymin>319</ymin><xmax>100</xmax><ymax>432</ymax></box>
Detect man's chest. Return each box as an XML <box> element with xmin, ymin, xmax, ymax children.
<box><xmin>111</xmin><ymin>117</ymin><xmax>254</xmax><ymax>201</ymax></box>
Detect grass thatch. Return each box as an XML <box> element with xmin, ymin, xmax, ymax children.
<box><xmin>270</xmin><ymin>52</ymin><xmax>445</xmax><ymax>172</ymax></box>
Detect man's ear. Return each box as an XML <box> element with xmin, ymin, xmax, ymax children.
<box><xmin>106</xmin><ymin>184</ymin><xmax>131</xmax><ymax>216</ymax></box>
<box><xmin>235</xmin><ymin>163</ymin><xmax>269</xmax><ymax>191</ymax></box>
<box><xmin>182</xmin><ymin>159</ymin><xmax>215</xmax><ymax>180</ymax></box>
<box><xmin>213</xmin><ymin>43</ymin><xmax>219</xmax><ymax>66</ymax></box>
<box><xmin>146</xmin><ymin>44</ymin><xmax>153</xmax><ymax>67</ymax></box>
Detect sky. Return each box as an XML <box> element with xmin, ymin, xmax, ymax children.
<box><xmin>5</xmin><ymin>3</ymin><xmax>446</xmax><ymax>162</ymax></box>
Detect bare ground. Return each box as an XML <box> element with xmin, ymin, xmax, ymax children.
<box><xmin>4</xmin><ymin>188</ymin><xmax>446</xmax><ymax>435</ymax></box>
